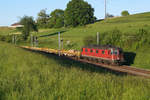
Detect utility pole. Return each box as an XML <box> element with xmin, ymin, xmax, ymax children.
<box><xmin>97</xmin><ymin>32</ymin><xmax>100</xmax><ymax>45</ymax></box>
<box><xmin>58</xmin><ymin>32</ymin><xmax>61</xmax><ymax>56</ymax></box>
<box><xmin>105</xmin><ymin>0</ymin><xmax>107</xmax><ymax>19</ymax></box>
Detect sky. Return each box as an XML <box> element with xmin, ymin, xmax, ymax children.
<box><xmin>0</xmin><ymin>0</ymin><xmax>149</xmax><ymax>26</ymax></box>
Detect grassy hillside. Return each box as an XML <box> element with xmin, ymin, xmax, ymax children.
<box><xmin>31</xmin><ymin>12</ymin><xmax>150</xmax><ymax>48</ymax></box>
<box><xmin>29</xmin><ymin>12</ymin><xmax>150</xmax><ymax>69</ymax></box>
<box><xmin>0</xmin><ymin>27</ymin><xmax>18</xmax><ymax>35</ymax></box>
<box><xmin>1</xmin><ymin>12</ymin><xmax>150</xmax><ymax>69</ymax></box>
<box><xmin>0</xmin><ymin>42</ymin><xmax>150</xmax><ymax>100</ymax></box>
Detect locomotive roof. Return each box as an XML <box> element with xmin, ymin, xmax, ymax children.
<box><xmin>82</xmin><ymin>45</ymin><xmax>123</xmax><ymax>50</ymax></box>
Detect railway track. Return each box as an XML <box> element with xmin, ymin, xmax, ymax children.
<box><xmin>70</xmin><ymin>57</ymin><xmax>150</xmax><ymax>78</ymax></box>
<box><xmin>21</xmin><ymin>46</ymin><xmax>150</xmax><ymax>78</ymax></box>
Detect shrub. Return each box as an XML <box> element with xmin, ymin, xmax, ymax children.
<box><xmin>0</xmin><ymin>35</ymin><xmax>6</xmax><ymax>41</ymax></box>
<box><xmin>5</xmin><ymin>35</ymin><xmax>12</xmax><ymax>43</ymax></box>
<box><xmin>0</xmin><ymin>34</ymin><xmax>26</xmax><ymax>44</ymax></box>
<box><xmin>121</xmin><ymin>10</ymin><xmax>130</xmax><ymax>16</ymax></box>
<box><xmin>0</xmin><ymin>35</ymin><xmax>12</xmax><ymax>43</ymax></box>
<box><xmin>101</xmin><ymin>29</ymin><xmax>122</xmax><ymax>46</ymax></box>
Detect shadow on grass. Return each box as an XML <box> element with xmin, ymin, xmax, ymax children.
<box><xmin>23</xmin><ymin>49</ymin><xmax>128</xmax><ymax>77</ymax></box>
<box><xmin>39</xmin><ymin>31</ymin><xmax>66</xmax><ymax>38</ymax></box>
<box><xmin>0</xmin><ymin>90</ymin><xmax>5</xmax><ymax>100</ymax></box>
<box><xmin>95</xmin><ymin>19</ymin><xmax>104</xmax><ymax>22</ymax></box>
<box><xmin>124</xmin><ymin>52</ymin><xmax>136</xmax><ymax>66</ymax></box>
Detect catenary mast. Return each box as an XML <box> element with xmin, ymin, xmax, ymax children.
<box><xmin>105</xmin><ymin>0</ymin><xmax>107</xmax><ymax>19</ymax></box>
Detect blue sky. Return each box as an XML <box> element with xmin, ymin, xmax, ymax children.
<box><xmin>0</xmin><ymin>0</ymin><xmax>149</xmax><ymax>26</ymax></box>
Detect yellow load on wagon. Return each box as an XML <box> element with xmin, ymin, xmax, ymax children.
<box><xmin>21</xmin><ymin>46</ymin><xmax>81</xmax><ymax>58</ymax></box>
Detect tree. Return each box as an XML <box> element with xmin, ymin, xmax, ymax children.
<box><xmin>20</xmin><ymin>16</ymin><xmax>38</xmax><ymax>40</ymax></box>
<box><xmin>49</xmin><ymin>9</ymin><xmax>64</xmax><ymax>28</ymax></box>
<box><xmin>121</xmin><ymin>10</ymin><xmax>130</xmax><ymax>16</ymax></box>
<box><xmin>65</xmin><ymin>0</ymin><xmax>96</xmax><ymax>27</ymax></box>
<box><xmin>37</xmin><ymin>9</ymin><xmax>49</xmax><ymax>28</ymax></box>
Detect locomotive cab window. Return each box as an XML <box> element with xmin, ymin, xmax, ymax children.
<box><xmin>96</xmin><ymin>50</ymin><xmax>99</xmax><ymax>53</ymax></box>
<box><xmin>90</xmin><ymin>49</ymin><xmax>93</xmax><ymax>53</ymax></box>
<box><xmin>102</xmin><ymin>50</ymin><xmax>105</xmax><ymax>54</ymax></box>
<box><xmin>85</xmin><ymin>49</ymin><xmax>88</xmax><ymax>52</ymax></box>
<box><xmin>114</xmin><ymin>50</ymin><xmax>118</xmax><ymax>55</ymax></box>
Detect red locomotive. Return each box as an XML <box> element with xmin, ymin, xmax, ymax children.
<box><xmin>81</xmin><ymin>45</ymin><xmax>125</xmax><ymax>65</ymax></box>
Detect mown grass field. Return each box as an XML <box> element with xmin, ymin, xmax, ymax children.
<box><xmin>0</xmin><ymin>41</ymin><xmax>150</xmax><ymax>100</ymax></box>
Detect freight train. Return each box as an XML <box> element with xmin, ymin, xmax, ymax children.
<box><xmin>22</xmin><ymin>45</ymin><xmax>125</xmax><ymax>66</ymax></box>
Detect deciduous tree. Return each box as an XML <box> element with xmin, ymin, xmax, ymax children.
<box><xmin>37</xmin><ymin>9</ymin><xmax>49</xmax><ymax>28</ymax></box>
<box><xmin>65</xmin><ymin>0</ymin><xmax>96</xmax><ymax>27</ymax></box>
<box><xmin>49</xmin><ymin>9</ymin><xmax>64</xmax><ymax>28</ymax></box>
<box><xmin>20</xmin><ymin>16</ymin><xmax>38</xmax><ymax>40</ymax></box>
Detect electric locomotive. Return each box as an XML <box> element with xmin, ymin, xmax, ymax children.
<box><xmin>81</xmin><ymin>45</ymin><xmax>125</xmax><ymax>65</ymax></box>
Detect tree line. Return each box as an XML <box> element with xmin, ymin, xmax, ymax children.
<box><xmin>18</xmin><ymin>0</ymin><xmax>96</xmax><ymax>40</ymax></box>
<box><xmin>36</xmin><ymin>0</ymin><xmax>96</xmax><ymax>28</ymax></box>
<box><xmin>17</xmin><ymin>0</ymin><xmax>130</xmax><ymax>40</ymax></box>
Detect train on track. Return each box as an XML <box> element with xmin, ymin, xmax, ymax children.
<box><xmin>81</xmin><ymin>45</ymin><xmax>125</xmax><ymax>66</ymax></box>
<box><xmin>22</xmin><ymin>45</ymin><xmax>150</xmax><ymax>78</ymax></box>
<box><xmin>22</xmin><ymin>45</ymin><xmax>125</xmax><ymax>66</ymax></box>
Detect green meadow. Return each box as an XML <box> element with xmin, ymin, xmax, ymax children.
<box><xmin>0</xmin><ymin>42</ymin><xmax>150</xmax><ymax>100</ymax></box>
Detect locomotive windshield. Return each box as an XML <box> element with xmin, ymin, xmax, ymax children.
<box><xmin>111</xmin><ymin>49</ymin><xmax>118</xmax><ymax>55</ymax></box>
<box><xmin>114</xmin><ymin>50</ymin><xmax>118</xmax><ymax>55</ymax></box>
